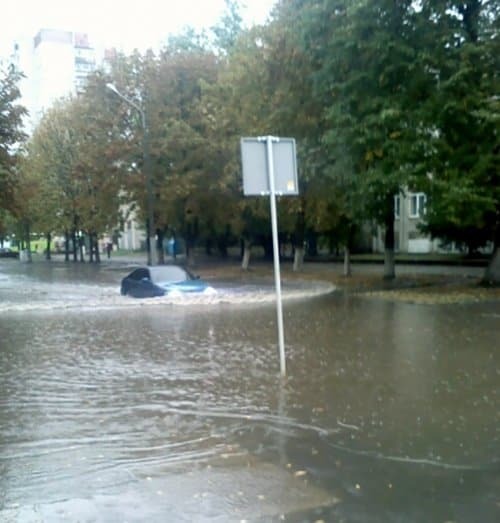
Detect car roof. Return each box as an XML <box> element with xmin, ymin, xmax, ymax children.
<box><xmin>147</xmin><ymin>265</ymin><xmax>189</xmax><ymax>283</ymax></box>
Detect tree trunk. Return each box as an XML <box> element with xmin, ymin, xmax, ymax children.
<box><xmin>64</xmin><ymin>230</ymin><xmax>70</xmax><ymax>262</ymax></box>
<box><xmin>184</xmin><ymin>217</ymin><xmax>198</xmax><ymax>268</ymax></box>
<box><xmin>483</xmin><ymin>225</ymin><xmax>500</xmax><ymax>285</ymax></box>
<box><xmin>384</xmin><ymin>248</ymin><xmax>395</xmax><ymax>279</ymax></box>
<box><xmin>262</xmin><ymin>235</ymin><xmax>273</xmax><ymax>260</ymax></box>
<box><xmin>45</xmin><ymin>232</ymin><xmax>51</xmax><ymax>260</ymax></box>
<box><xmin>185</xmin><ymin>236</ymin><xmax>196</xmax><ymax>267</ymax></box>
<box><xmin>293</xmin><ymin>247</ymin><xmax>304</xmax><ymax>272</ymax></box>
<box><xmin>78</xmin><ymin>235</ymin><xmax>85</xmax><ymax>262</ymax></box>
<box><xmin>25</xmin><ymin>222</ymin><xmax>32</xmax><ymax>263</ymax></box>
<box><xmin>383</xmin><ymin>204</ymin><xmax>396</xmax><ymax>280</ymax></box>
<box><xmin>94</xmin><ymin>234</ymin><xmax>101</xmax><ymax>263</ymax></box>
<box><xmin>217</xmin><ymin>233</ymin><xmax>229</xmax><ymax>258</ymax></box>
<box><xmin>292</xmin><ymin>208</ymin><xmax>305</xmax><ymax>272</ymax></box>
<box><xmin>87</xmin><ymin>233</ymin><xmax>99</xmax><ymax>263</ymax></box>
<box><xmin>172</xmin><ymin>232</ymin><xmax>177</xmax><ymax>260</ymax></box>
<box><xmin>186</xmin><ymin>249</ymin><xmax>196</xmax><ymax>268</ymax></box>
<box><xmin>483</xmin><ymin>248</ymin><xmax>500</xmax><ymax>285</ymax></box>
<box><xmin>241</xmin><ymin>239</ymin><xmax>251</xmax><ymax>270</ymax></box>
<box><xmin>89</xmin><ymin>234</ymin><xmax>94</xmax><ymax>263</ymax></box>
<box><xmin>306</xmin><ymin>230</ymin><xmax>318</xmax><ymax>257</ymax></box>
<box><xmin>72</xmin><ymin>230</ymin><xmax>78</xmax><ymax>262</ymax></box>
<box><xmin>146</xmin><ymin>218</ymin><xmax>152</xmax><ymax>265</ymax></box>
<box><xmin>157</xmin><ymin>229</ymin><xmax>165</xmax><ymax>265</ymax></box>
<box><xmin>343</xmin><ymin>246</ymin><xmax>351</xmax><ymax>277</ymax></box>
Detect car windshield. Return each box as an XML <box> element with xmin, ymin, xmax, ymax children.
<box><xmin>149</xmin><ymin>266</ymin><xmax>190</xmax><ymax>284</ymax></box>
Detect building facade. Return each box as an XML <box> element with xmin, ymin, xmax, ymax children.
<box><xmin>8</xmin><ymin>29</ymin><xmax>100</xmax><ymax>132</ymax></box>
<box><xmin>117</xmin><ymin>204</ymin><xmax>146</xmax><ymax>251</ymax></box>
<box><xmin>31</xmin><ymin>29</ymin><xmax>97</xmax><ymax>128</ymax></box>
<box><xmin>372</xmin><ymin>191</ymin><xmax>440</xmax><ymax>254</ymax></box>
<box><xmin>5</xmin><ymin>29</ymin><xmax>148</xmax><ymax>253</ymax></box>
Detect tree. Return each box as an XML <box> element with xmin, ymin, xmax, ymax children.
<box><xmin>211</xmin><ymin>0</ymin><xmax>244</xmax><ymax>53</ymax></box>
<box><xmin>151</xmin><ymin>45</ymin><xmax>223</xmax><ymax>265</ymax></box>
<box><xmin>72</xmin><ymin>79</ymin><xmax>129</xmax><ymax>261</ymax></box>
<box><xmin>206</xmin><ymin>12</ymin><xmax>342</xmax><ymax>270</ymax></box>
<box><xmin>0</xmin><ymin>62</ymin><xmax>27</xmax><ymax>225</ymax></box>
<box><xmin>257</xmin><ymin>3</ymin><xmax>331</xmax><ymax>271</ymax></box>
<box><xmin>205</xmin><ymin>26</ymin><xmax>283</xmax><ymax>268</ymax></box>
<box><xmin>414</xmin><ymin>0</ymin><xmax>499</xmax><ymax>283</ymax></box>
<box><xmin>20</xmin><ymin>84</ymin><xmax>126</xmax><ymax>262</ymax></box>
<box><xmin>21</xmin><ymin>101</ymin><xmax>83</xmax><ymax>260</ymax></box>
<box><xmin>325</xmin><ymin>1</ymin><xmax>428</xmax><ymax>278</ymax></box>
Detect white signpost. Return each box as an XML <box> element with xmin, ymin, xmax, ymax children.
<box><xmin>241</xmin><ymin>136</ymin><xmax>299</xmax><ymax>377</ymax></box>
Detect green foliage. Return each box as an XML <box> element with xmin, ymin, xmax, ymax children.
<box><xmin>414</xmin><ymin>0</ymin><xmax>499</xmax><ymax>251</ymax></box>
<box><xmin>19</xmin><ymin>75</ymin><xmax>127</xmax><ymax>243</ymax></box>
<box><xmin>12</xmin><ymin>1</ymin><xmax>498</xmax><ymax>268</ymax></box>
<box><xmin>0</xmin><ymin>62</ymin><xmax>27</xmax><ymax>217</ymax></box>
<box><xmin>211</xmin><ymin>0</ymin><xmax>244</xmax><ymax>53</ymax></box>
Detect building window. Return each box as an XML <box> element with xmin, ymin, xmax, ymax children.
<box><xmin>75</xmin><ymin>77</ymin><xmax>87</xmax><ymax>91</ymax></box>
<box><xmin>409</xmin><ymin>193</ymin><xmax>426</xmax><ymax>218</ymax></box>
<box><xmin>394</xmin><ymin>195</ymin><xmax>401</xmax><ymax>219</ymax></box>
<box><xmin>75</xmin><ymin>61</ymin><xmax>95</xmax><ymax>72</ymax></box>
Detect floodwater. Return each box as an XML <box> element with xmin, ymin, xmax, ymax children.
<box><xmin>0</xmin><ymin>259</ymin><xmax>499</xmax><ymax>522</ymax></box>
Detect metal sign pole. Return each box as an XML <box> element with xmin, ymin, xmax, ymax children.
<box><xmin>241</xmin><ymin>135</ymin><xmax>297</xmax><ymax>377</ymax></box>
<box><xmin>262</xmin><ymin>136</ymin><xmax>286</xmax><ymax>377</ymax></box>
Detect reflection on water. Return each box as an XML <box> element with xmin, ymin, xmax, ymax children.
<box><xmin>0</xmin><ymin>260</ymin><xmax>499</xmax><ymax>522</ymax></box>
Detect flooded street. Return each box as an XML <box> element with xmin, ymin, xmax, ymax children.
<box><xmin>0</xmin><ymin>259</ymin><xmax>499</xmax><ymax>522</ymax></box>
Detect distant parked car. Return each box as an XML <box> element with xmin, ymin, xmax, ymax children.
<box><xmin>0</xmin><ymin>248</ymin><xmax>18</xmax><ymax>259</ymax></box>
<box><xmin>120</xmin><ymin>265</ymin><xmax>212</xmax><ymax>298</ymax></box>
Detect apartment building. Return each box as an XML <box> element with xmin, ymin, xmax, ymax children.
<box><xmin>30</xmin><ymin>29</ymin><xmax>97</xmax><ymax>128</ymax></box>
<box><xmin>7</xmin><ymin>29</ymin><xmax>100</xmax><ymax>132</ymax></box>
<box><xmin>4</xmin><ymin>29</ymin><xmax>148</xmax><ymax>252</ymax></box>
<box><xmin>372</xmin><ymin>191</ymin><xmax>439</xmax><ymax>254</ymax></box>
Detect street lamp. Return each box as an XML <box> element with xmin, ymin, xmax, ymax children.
<box><xmin>106</xmin><ymin>83</ymin><xmax>155</xmax><ymax>266</ymax></box>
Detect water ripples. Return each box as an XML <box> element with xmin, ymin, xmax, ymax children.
<box><xmin>1</xmin><ymin>262</ymin><xmax>499</xmax><ymax>521</ymax></box>
<box><xmin>0</xmin><ymin>279</ymin><xmax>335</xmax><ymax>314</ymax></box>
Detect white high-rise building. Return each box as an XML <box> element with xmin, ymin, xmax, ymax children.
<box><xmin>9</xmin><ymin>29</ymin><xmax>100</xmax><ymax>132</ymax></box>
<box><xmin>8</xmin><ymin>30</ymin><xmax>145</xmax><ymax>251</ymax></box>
<box><xmin>30</xmin><ymin>29</ymin><xmax>97</xmax><ymax>128</ymax></box>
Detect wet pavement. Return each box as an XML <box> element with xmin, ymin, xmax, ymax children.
<box><xmin>0</xmin><ymin>257</ymin><xmax>499</xmax><ymax>522</ymax></box>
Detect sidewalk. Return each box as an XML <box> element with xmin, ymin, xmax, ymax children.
<box><xmin>45</xmin><ymin>250</ymin><xmax>486</xmax><ymax>278</ymax></box>
<box><xmin>18</xmin><ymin>250</ymin><xmax>499</xmax><ymax>302</ymax></box>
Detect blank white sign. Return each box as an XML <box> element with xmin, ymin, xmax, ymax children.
<box><xmin>241</xmin><ymin>137</ymin><xmax>299</xmax><ymax>196</ymax></box>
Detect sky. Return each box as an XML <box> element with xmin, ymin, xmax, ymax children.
<box><xmin>1</xmin><ymin>0</ymin><xmax>278</xmax><ymax>58</ymax></box>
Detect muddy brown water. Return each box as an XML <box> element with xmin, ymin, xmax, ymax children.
<box><xmin>0</xmin><ymin>259</ymin><xmax>499</xmax><ymax>522</ymax></box>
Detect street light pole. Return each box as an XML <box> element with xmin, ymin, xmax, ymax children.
<box><xmin>142</xmin><ymin>110</ymin><xmax>155</xmax><ymax>267</ymax></box>
<box><xmin>106</xmin><ymin>83</ymin><xmax>155</xmax><ymax>266</ymax></box>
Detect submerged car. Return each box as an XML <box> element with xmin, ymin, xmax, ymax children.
<box><xmin>120</xmin><ymin>265</ymin><xmax>211</xmax><ymax>298</ymax></box>
<box><xmin>0</xmin><ymin>248</ymin><xmax>18</xmax><ymax>259</ymax></box>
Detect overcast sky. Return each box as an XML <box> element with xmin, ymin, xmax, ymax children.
<box><xmin>1</xmin><ymin>0</ymin><xmax>277</xmax><ymax>57</ymax></box>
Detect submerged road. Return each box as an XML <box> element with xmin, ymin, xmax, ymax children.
<box><xmin>0</xmin><ymin>257</ymin><xmax>498</xmax><ymax>522</ymax></box>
